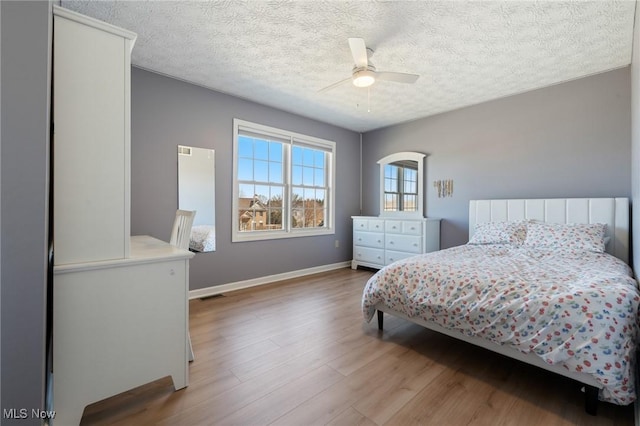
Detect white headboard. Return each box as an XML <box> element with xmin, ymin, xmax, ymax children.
<box><xmin>469</xmin><ymin>198</ymin><xmax>629</xmax><ymax>263</ymax></box>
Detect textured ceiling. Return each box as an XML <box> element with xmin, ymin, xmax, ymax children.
<box><xmin>61</xmin><ymin>1</ymin><xmax>636</xmax><ymax>133</ymax></box>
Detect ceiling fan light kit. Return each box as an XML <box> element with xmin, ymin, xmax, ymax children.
<box><xmin>352</xmin><ymin>69</ymin><xmax>376</xmax><ymax>88</ymax></box>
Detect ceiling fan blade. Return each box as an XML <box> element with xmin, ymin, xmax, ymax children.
<box><xmin>376</xmin><ymin>72</ymin><xmax>420</xmax><ymax>84</ymax></box>
<box><xmin>348</xmin><ymin>38</ymin><xmax>368</xmax><ymax>68</ymax></box>
<box><xmin>318</xmin><ymin>77</ymin><xmax>352</xmax><ymax>93</ymax></box>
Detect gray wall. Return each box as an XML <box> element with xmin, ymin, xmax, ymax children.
<box><xmin>363</xmin><ymin>68</ymin><xmax>631</xmax><ymax>249</ymax></box>
<box><xmin>632</xmin><ymin>3</ymin><xmax>640</xmax><ymax>278</ymax></box>
<box><xmin>1</xmin><ymin>1</ymin><xmax>51</xmax><ymax>423</ymax></box>
<box><xmin>130</xmin><ymin>68</ymin><xmax>361</xmax><ymax>290</ymax></box>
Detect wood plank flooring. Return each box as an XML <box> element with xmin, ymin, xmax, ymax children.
<box><xmin>80</xmin><ymin>268</ymin><xmax>634</xmax><ymax>425</ymax></box>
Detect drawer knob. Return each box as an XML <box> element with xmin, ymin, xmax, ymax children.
<box><xmin>410</xmin><ymin>227</ymin><xmax>416</xmax><ymax>230</ymax></box>
<box><xmin>390</xmin><ymin>241</ymin><xmax>394</xmax><ymax>245</ymax></box>
<box><xmin>377</xmin><ymin>240</ymin><xmax>381</xmax><ymax>243</ymax></box>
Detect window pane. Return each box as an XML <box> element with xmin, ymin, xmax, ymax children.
<box><xmin>314</xmin><ymin>168</ymin><xmax>324</xmax><ymax>186</ymax></box>
<box><xmin>384</xmin><ymin>194</ymin><xmax>398</xmax><ymax>211</ymax></box>
<box><xmin>303</xmin><ymin>167</ymin><xmax>314</xmax><ymax>186</ymax></box>
<box><xmin>238</xmin><ymin>158</ymin><xmax>253</xmax><ymax>181</ymax></box>
<box><xmin>315</xmin><ymin>189</ymin><xmax>325</xmax><ymax>204</ymax></box>
<box><xmin>269</xmin><ymin>142</ymin><xmax>282</xmax><ymax>162</ymax></box>
<box><xmin>254</xmin><ymin>160</ymin><xmax>269</xmax><ymax>182</ymax></box>
<box><xmin>254</xmin><ymin>140</ymin><xmax>268</xmax><ymax>160</ymax></box>
<box><xmin>292</xmin><ymin>165</ymin><xmax>302</xmax><ymax>185</ymax></box>
<box><xmin>314</xmin><ymin>151</ymin><xmax>324</xmax><ymax>168</ymax></box>
<box><xmin>304</xmin><ymin>188</ymin><xmax>315</xmax><ymax>204</ymax></box>
<box><xmin>303</xmin><ymin>148</ymin><xmax>314</xmax><ymax>166</ymax></box>
<box><xmin>266</xmin><ymin>208</ymin><xmax>283</xmax><ymax>230</ymax></box>
<box><xmin>292</xmin><ymin>146</ymin><xmax>303</xmax><ymax>165</ymax></box>
<box><xmin>404</xmin><ymin>195</ymin><xmax>417</xmax><ymax>211</ymax></box>
<box><xmin>292</xmin><ymin>208</ymin><xmax>304</xmax><ymax>228</ymax></box>
<box><xmin>404</xmin><ymin>180</ymin><xmax>416</xmax><ymax>194</ymax></box>
<box><xmin>255</xmin><ymin>185</ymin><xmax>269</xmax><ymax>201</ymax></box>
<box><xmin>238</xmin><ymin>136</ymin><xmax>253</xmax><ymax>158</ymax></box>
<box><xmin>238</xmin><ymin>183</ymin><xmax>254</xmax><ymax>199</ymax></box>
<box><xmin>269</xmin><ymin>162</ymin><xmax>283</xmax><ymax>184</ymax></box>
<box><xmin>292</xmin><ymin>187</ymin><xmax>304</xmax><ymax>207</ymax></box>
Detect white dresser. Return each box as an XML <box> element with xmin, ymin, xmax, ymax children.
<box><xmin>351</xmin><ymin>216</ymin><xmax>440</xmax><ymax>269</ymax></box>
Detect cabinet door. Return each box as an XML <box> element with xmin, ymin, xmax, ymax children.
<box><xmin>54</xmin><ymin>14</ymin><xmax>131</xmax><ymax>264</ymax></box>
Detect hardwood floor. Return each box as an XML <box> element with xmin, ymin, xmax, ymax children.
<box><xmin>81</xmin><ymin>268</ymin><xmax>635</xmax><ymax>425</ymax></box>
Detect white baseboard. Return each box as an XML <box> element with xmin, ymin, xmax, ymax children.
<box><xmin>188</xmin><ymin>261</ymin><xmax>351</xmax><ymax>300</ymax></box>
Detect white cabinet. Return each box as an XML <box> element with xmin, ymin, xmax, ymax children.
<box><xmin>352</xmin><ymin>216</ymin><xmax>440</xmax><ymax>269</ymax></box>
<box><xmin>53</xmin><ymin>6</ymin><xmax>136</xmax><ymax>265</ymax></box>
<box><xmin>51</xmin><ymin>7</ymin><xmax>194</xmax><ymax>425</ymax></box>
<box><xmin>53</xmin><ymin>237</ymin><xmax>193</xmax><ymax>426</ymax></box>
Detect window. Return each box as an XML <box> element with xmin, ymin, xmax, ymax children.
<box><xmin>383</xmin><ymin>162</ymin><xmax>418</xmax><ymax>212</ymax></box>
<box><xmin>232</xmin><ymin>119</ymin><xmax>335</xmax><ymax>242</ymax></box>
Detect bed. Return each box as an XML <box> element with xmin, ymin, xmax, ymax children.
<box><xmin>362</xmin><ymin>198</ymin><xmax>639</xmax><ymax>414</ymax></box>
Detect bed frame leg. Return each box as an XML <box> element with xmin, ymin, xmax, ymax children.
<box><xmin>585</xmin><ymin>385</ymin><xmax>598</xmax><ymax>416</ymax></box>
<box><xmin>377</xmin><ymin>310</ymin><xmax>384</xmax><ymax>330</ymax></box>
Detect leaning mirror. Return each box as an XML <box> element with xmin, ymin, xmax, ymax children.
<box><xmin>378</xmin><ymin>152</ymin><xmax>425</xmax><ymax>218</ymax></box>
<box><xmin>178</xmin><ymin>145</ymin><xmax>216</xmax><ymax>252</ymax></box>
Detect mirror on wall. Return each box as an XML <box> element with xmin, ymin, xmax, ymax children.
<box><xmin>178</xmin><ymin>145</ymin><xmax>215</xmax><ymax>252</ymax></box>
<box><xmin>377</xmin><ymin>152</ymin><xmax>425</xmax><ymax>218</ymax></box>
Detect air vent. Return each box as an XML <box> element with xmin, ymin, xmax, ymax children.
<box><xmin>178</xmin><ymin>145</ymin><xmax>192</xmax><ymax>156</ymax></box>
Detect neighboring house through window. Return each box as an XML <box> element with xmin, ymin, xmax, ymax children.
<box><xmin>232</xmin><ymin>119</ymin><xmax>335</xmax><ymax>242</ymax></box>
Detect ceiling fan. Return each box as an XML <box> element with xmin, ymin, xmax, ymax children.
<box><xmin>319</xmin><ymin>38</ymin><xmax>420</xmax><ymax>92</ymax></box>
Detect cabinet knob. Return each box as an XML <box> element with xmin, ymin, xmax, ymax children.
<box><xmin>389</xmin><ymin>241</ymin><xmax>394</xmax><ymax>245</ymax></box>
<box><xmin>377</xmin><ymin>240</ymin><xmax>381</xmax><ymax>243</ymax></box>
<box><xmin>410</xmin><ymin>227</ymin><xmax>416</xmax><ymax>230</ymax></box>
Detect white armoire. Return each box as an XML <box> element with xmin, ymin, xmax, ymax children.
<box><xmin>52</xmin><ymin>6</ymin><xmax>194</xmax><ymax>425</ymax></box>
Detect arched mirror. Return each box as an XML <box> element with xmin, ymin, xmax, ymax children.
<box><xmin>378</xmin><ymin>152</ymin><xmax>425</xmax><ymax>218</ymax></box>
<box><xmin>178</xmin><ymin>145</ymin><xmax>216</xmax><ymax>252</ymax></box>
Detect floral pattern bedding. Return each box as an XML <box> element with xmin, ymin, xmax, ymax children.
<box><xmin>362</xmin><ymin>244</ymin><xmax>640</xmax><ymax>404</ymax></box>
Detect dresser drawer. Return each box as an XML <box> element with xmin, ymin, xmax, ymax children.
<box><xmin>385</xmin><ymin>220</ymin><xmax>423</xmax><ymax>235</ymax></box>
<box><xmin>353</xmin><ymin>246</ymin><xmax>384</xmax><ymax>264</ymax></box>
<box><xmin>385</xmin><ymin>220</ymin><xmax>403</xmax><ymax>233</ymax></box>
<box><xmin>354</xmin><ymin>231</ymin><xmax>384</xmax><ymax>248</ymax></box>
<box><xmin>385</xmin><ymin>234</ymin><xmax>422</xmax><ymax>253</ymax></box>
<box><xmin>385</xmin><ymin>250</ymin><xmax>417</xmax><ymax>264</ymax></box>
<box><xmin>353</xmin><ymin>218</ymin><xmax>385</xmax><ymax>232</ymax></box>
<box><xmin>402</xmin><ymin>221</ymin><xmax>423</xmax><ymax>235</ymax></box>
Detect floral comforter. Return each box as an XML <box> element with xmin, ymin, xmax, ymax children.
<box><xmin>362</xmin><ymin>244</ymin><xmax>640</xmax><ymax>404</ymax></box>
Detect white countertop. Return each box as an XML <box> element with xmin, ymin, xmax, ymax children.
<box><xmin>54</xmin><ymin>235</ymin><xmax>195</xmax><ymax>274</ymax></box>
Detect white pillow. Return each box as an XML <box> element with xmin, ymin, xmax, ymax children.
<box><xmin>523</xmin><ymin>222</ymin><xmax>606</xmax><ymax>253</ymax></box>
<box><xmin>468</xmin><ymin>221</ymin><xmax>527</xmax><ymax>245</ymax></box>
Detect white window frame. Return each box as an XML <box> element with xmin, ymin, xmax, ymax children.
<box><xmin>232</xmin><ymin>119</ymin><xmax>336</xmax><ymax>242</ymax></box>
